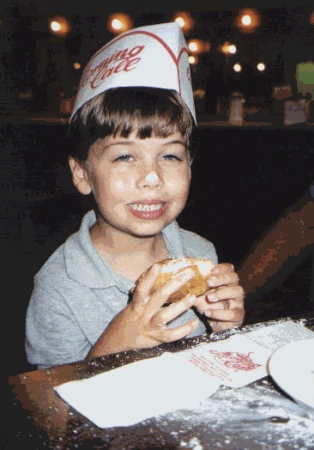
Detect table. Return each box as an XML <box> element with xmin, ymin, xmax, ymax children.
<box><xmin>6</xmin><ymin>318</ymin><xmax>314</xmax><ymax>449</ymax></box>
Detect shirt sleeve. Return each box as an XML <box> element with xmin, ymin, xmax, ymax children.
<box><xmin>25</xmin><ymin>280</ymin><xmax>91</xmax><ymax>370</ymax></box>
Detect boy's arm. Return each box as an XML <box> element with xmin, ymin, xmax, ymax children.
<box><xmin>238</xmin><ymin>194</ymin><xmax>314</xmax><ymax>296</ymax></box>
<box><xmin>87</xmin><ymin>265</ymin><xmax>200</xmax><ymax>358</ymax></box>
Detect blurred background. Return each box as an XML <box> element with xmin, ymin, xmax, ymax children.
<box><xmin>2</xmin><ymin>1</ymin><xmax>314</xmax><ymax>121</ymax></box>
<box><xmin>1</xmin><ymin>0</ymin><xmax>314</xmax><ymax>378</ymax></box>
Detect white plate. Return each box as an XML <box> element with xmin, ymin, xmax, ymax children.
<box><xmin>268</xmin><ymin>338</ymin><xmax>314</xmax><ymax>414</ymax></box>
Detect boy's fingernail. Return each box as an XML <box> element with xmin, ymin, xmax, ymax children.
<box><xmin>207</xmin><ymin>294</ymin><xmax>218</xmax><ymax>302</ymax></box>
<box><xmin>192</xmin><ymin>318</ymin><xmax>199</xmax><ymax>327</ymax></box>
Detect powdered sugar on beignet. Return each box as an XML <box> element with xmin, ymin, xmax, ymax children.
<box><xmin>141</xmin><ymin>257</ymin><xmax>215</xmax><ymax>303</ymax></box>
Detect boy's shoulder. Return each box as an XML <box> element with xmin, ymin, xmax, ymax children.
<box><xmin>34</xmin><ymin>214</ymin><xmax>90</xmax><ymax>286</ymax></box>
<box><xmin>34</xmin><ymin>242</ymin><xmax>68</xmax><ymax>285</ymax></box>
<box><xmin>34</xmin><ymin>211</ymin><xmax>116</xmax><ymax>290</ymax></box>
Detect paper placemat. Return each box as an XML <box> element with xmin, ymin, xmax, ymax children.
<box><xmin>55</xmin><ymin>320</ymin><xmax>314</xmax><ymax>428</ymax></box>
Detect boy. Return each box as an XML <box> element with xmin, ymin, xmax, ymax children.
<box><xmin>26</xmin><ymin>23</ymin><xmax>244</xmax><ymax>370</ymax></box>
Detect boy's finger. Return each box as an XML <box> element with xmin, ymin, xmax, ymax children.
<box><xmin>157</xmin><ymin>318</ymin><xmax>200</xmax><ymax>343</ymax></box>
<box><xmin>148</xmin><ymin>267</ymin><xmax>195</xmax><ymax>310</ymax></box>
<box><xmin>206</xmin><ymin>285</ymin><xmax>244</xmax><ymax>303</ymax></box>
<box><xmin>207</xmin><ymin>271</ymin><xmax>239</xmax><ymax>287</ymax></box>
<box><xmin>205</xmin><ymin>307</ymin><xmax>244</xmax><ymax>323</ymax></box>
<box><xmin>131</xmin><ymin>264</ymin><xmax>161</xmax><ymax>305</ymax></box>
<box><xmin>152</xmin><ymin>294</ymin><xmax>196</xmax><ymax>326</ymax></box>
<box><xmin>211</xmin><ymin>263</ymin><xmax>235</xmax><ymax>275</ymax></box>
<box><xmin>203</xmin><ymin>300</ymin><xmax>230</xmax><ymax>311</ymax></box>
<box><xmin>209</xmin><ymin>319</ymin><xmax>244</xmax><ymax>332</ymax></box>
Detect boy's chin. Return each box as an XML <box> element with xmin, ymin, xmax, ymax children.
<box><xmin>97</xmin><ymin>215</ymin><xmax>174</xmax><ymax>239</ymax></box>
<box><xmin>128</xmin><ymin>227</ymin><xmax>165</xmax><ymax>239</ymax></box>
<box><xmin>125</xmin><ymin>220</ymin><xmax>173</xmax><ymax>238</ymax></box>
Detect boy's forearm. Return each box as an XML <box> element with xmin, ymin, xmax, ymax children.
<box><xmin>85</xmin><ymin>304</ymin><xmax>160</xmax><ymax>359</ymax></box>
<box><xmin>86</xmin><ymin>320</ymin><xmax>136</xmax><ymax>359</ymax></box>
<box><xmin>87</xmin><ymin>337</ymin><xmax>132</xmax><ymax>359</ymax></box>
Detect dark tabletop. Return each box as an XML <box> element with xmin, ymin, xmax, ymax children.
<box><xmin>5</xmin><ymin>317</ymin><xmax>314</xmax><ymax>450</ymax></box>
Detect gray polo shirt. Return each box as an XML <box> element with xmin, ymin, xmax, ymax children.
<box><xmin>26</xmin><ymin>211</ymin><xmax>218</xmax><ymax>369</ymax></box>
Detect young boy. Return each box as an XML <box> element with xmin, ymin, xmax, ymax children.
<box><xmin>25</xmin><ymin>23</ymin><xmax>244</xmax><ymax>370</ymax></box>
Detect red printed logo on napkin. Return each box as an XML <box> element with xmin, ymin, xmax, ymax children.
<box><xmin>186</xmin><ymin>334</ymin><xmax>272</xmax><ymax>388</ymax></box>
<box><xmin>209</xmin><ymin>350</ymin><xmax>262</xmax><ymax>372</ymax></box>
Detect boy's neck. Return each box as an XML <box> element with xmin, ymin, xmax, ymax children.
<box><xmin>89</xmin><ymin>223</ymin><xmax>169</xmax><ymax>281</ymax></box>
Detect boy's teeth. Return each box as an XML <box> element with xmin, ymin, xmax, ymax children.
<box><xmin>130</xmin><ymin>203</ymin><xmax>163</xmax><ymax>211</ymax></box>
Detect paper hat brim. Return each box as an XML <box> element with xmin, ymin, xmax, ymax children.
<box><xmin>70</xmin><ymin>22</ymin><xmax>196</xmax><ymax>123</ymax></box>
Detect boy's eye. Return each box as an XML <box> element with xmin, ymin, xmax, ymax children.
<box><xmin>114</xmin><ymin>154</ymin><xmax>133</xmax><ymax>162</ymax></box>
<box><xmin>162</xmin><ymin>154</ymin><xmax>182</xmax><ymax>161</ymax></box>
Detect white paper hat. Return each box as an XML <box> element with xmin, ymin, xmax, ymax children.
<box><xmin>70</xmin><ymin>22</ymin><xmax>196</xmax><ymax>123</ymax></box>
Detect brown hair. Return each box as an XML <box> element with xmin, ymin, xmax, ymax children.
<box><xmin>67</xmin><ymin>87</ymin><xmax>194</xmax><ymax>163</ymax></box>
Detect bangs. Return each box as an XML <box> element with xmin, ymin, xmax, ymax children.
<box><xmin>67</xmin><ymin>88</ymin><xmax>194</xmax><ymax>163</ymax></box>
<box><xmin>89</xmin><ymin>88</ymin><xmax>193</xmax><ymax>141</ymax></box>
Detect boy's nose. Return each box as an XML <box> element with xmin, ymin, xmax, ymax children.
<box><xmin>145</xmin><ymin>172</ymin><xmax>159</xmax><ymax>183</ymax></box>
<box><xmin>139</xmin><ymin>168</ymin><xmax>163</xmax><ymax>188</ymax></box>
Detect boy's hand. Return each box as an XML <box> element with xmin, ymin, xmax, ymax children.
<box><xmin>194</xmin><ymin>263</ymin><xmax>245</xmax><ymax>332</ymax></box>
<box><xmin>88</xmin><ymin>264</ymin><xmax>200</xmax><ymax>358</ymax></box>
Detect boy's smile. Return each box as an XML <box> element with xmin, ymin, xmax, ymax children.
<box><xmin>128</xmin><ymin>200</ymin><xmax>167</xmax><ymax>220</ymax></box>
<box><xmin>69</xmin><ymin>131</ymin><xmax>192</xmax><ymax>242</ymax></box>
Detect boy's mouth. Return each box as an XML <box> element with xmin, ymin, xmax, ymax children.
<box><xmin>129</xmin><ymin>203</ymin><xmax>164</xmax><ymax>212</ymax></box>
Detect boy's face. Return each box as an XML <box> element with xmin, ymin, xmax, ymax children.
<box><xmin>69</xmin><ymin>131</ymin><xmax>192</xmax><ymax>239</ymax></box>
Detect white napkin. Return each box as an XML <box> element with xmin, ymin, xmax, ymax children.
<box><xmin>55</xmin><ymin>353</ymin><xmax>220</xmax><ymax>428</ymax></box>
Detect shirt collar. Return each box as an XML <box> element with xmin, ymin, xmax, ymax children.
<box><xmin>64</xmin><ymin>210</ymin><xmax>185</xmax><ymax>290</ymax></box>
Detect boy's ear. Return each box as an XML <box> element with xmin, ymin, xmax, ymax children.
<box><xmin>68</xmin><ymin>157</ymin><xmax>92</xmax><ymax>195</ymax></box>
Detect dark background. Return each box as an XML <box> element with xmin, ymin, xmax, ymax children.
<box><xmin>1</xmin><ymin>120</ymin><xmax>314</xmax><ymax>379</ymax></box>
<box><xmin>1</xmin><ymin>2</ymin><xmax>314</xmax><ymax>119</ymax></box>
